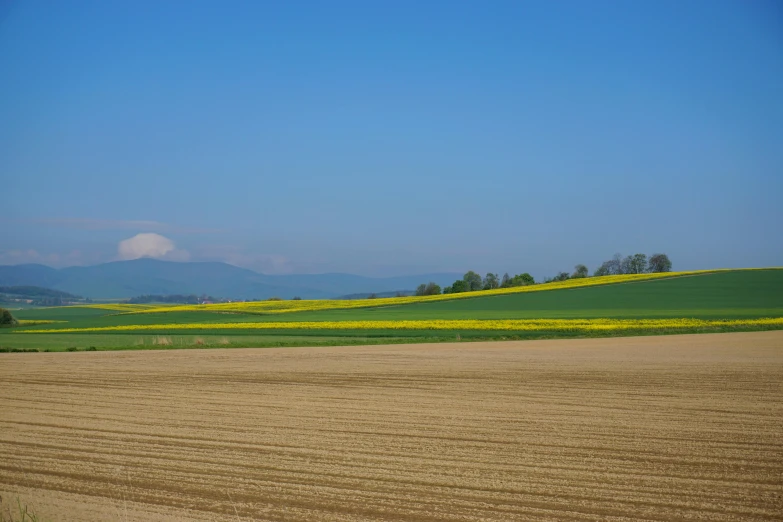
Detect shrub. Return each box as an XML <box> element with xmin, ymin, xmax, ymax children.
<box><xmin>0</xmin><ymin>308</ymin><xmax>18</xmax><ymax>327</ymax></box>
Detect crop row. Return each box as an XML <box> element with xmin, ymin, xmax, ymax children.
<box><xmin>15</xmin><ymin>317</ymin><xmax>783</xmax><ymax>333</ymax></box>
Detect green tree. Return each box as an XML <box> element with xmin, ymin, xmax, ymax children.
<box><xmin>648</xmin><ymin>253</ymin><xmax>672</xmax><ymax>273</ymax></box>
<box><xmin>0</xmin><ymin>308</ymin><xmax>17</xmax><ymax>327</ymax></box>
<box><xmin>463</xmin><ymin>271</ymin><xmax>483</xmax><ymax>292</ymax></box>
<box><xmin>552</xmin><ymin>271</ymin><xmax>570</xmax><ymax>282</ymax></box>
<box><xmin>450</xmin><ymin>280</ymin><xmax>468</xmax><ymax>293</ymax></box>
<box><xmin>483</xmin><ymin>273</ymin><xmax>499</xmax><ymax>290</ymax></box>
<box><xmin>416</xmin><ymin>282</ymin><xmax>442</xmax><ymax>296</ymax></box>
<box><xmin>572</xmin><ymin>264</ymin><xmax>589</xmax><ymax>278</ymax></box>
<box><xmin>501</xmin><ymin>273</ymin><xmax>511</xmax><ymax>287</ymax></box>
<box><xmin>510</xmin><ymin>273</ymin><xmax>534</xmax><ymax>286</ymax></box>
<box><xmin>595</xmin><ymin>254</ymin><xmax>623</xmax><ymax>276</ymax></box>
<box><xmin>623</xmin><ymin>253</ymin><xmax>647</xmax><ymax>274</ymax></box>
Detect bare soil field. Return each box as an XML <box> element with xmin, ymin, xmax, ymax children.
<box><xmin>1</xmin><ymin>332</ymin><xmax>782</xmax><ymax>521</ymax></box>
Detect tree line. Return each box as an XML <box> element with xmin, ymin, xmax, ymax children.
<box><xmin>593</xmin><ymin>253</ymin><xmax>672</xmax><ymax>276</ymax></box>
<box><xmin>127</xmin><ymin>294</ymin><xmax>224</xmax><ymax>304</ymax></box>
<box><xmin>416</xmin><ymin>270</ymin><xmax>536</xmax><ymax>296</ymax></box>
<box><xmin>415</xmin><ymin>253</ymin><xmax>671</xmax><ymax>296</ymax></box>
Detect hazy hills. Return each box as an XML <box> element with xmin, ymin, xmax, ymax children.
<box><xmin>0</xmin><ymin>259</ymin><xmax>461</xmax><ymax>300</ymax></box>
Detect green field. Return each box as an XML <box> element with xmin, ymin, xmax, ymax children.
<box><xmin>2</xmin><ymin>269</ymin><xmax>782</xmax><ymax>351</ymax></box>
<box><xmin>278</xmin><ymin>269</ymin><xmax>783</xmax><ymax>321</ymax></box>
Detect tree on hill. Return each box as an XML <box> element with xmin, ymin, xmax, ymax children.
<box><xmin>622</xmin><ymin>254</ymin><xmax>647</xmax><ymax>274</ymax></box>
<box><xmin>596</xmin><ymin>253</ymin><xmax>623</xmax><ymax>276</ymax></box>
<box><xmin>595</xmin><ymin>252</ymin><xmax>672</xmax><ymax>275</ymax></box>
<box><xmin>483</xmin><ymin>273</ymin><xmax>499</xmax><ymax>290</ymax></box>
<box><xmin>463</xmin><ymin>271</ymin><xmax>483</xmax><ymax>292</ymax></box>
<box><xmin>508</xmin><ymin>273</ymin><xmax>534</xmax><ymax>286</ymax></box>
<box><xmin>572</xmin><ymin>264</ymin><xmax>589</xmax><ymax>278</ymax></box>
<box><xmin>445</xmin><ymin>270</ymin><xmax>534</xmax><ymax>293</ymax></box>
<box><xmin>648</xmin><ymin>253</ymin><xmax>672</xmax><ymax>273</ymax></box>
<box><xmin>0</xmin><ymin>308</ymin><xmax>17</xmax><ymax>327</ymax></box>
<box><xmin>415</xmin><ymin>282</ymin><xmax>442</xmax><ymax>296</ymax></box>
<box><xmin>444</xmin><ymin>279</ymin><xmax>468</xmax><ymax>294</ymax></box>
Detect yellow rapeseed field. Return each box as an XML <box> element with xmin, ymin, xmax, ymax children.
<box><xmin>16</xmin><ymin>317</ymin><xmax>783</xmax><ymax>333</ymax></box>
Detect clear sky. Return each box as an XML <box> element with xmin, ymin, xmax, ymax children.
<box><xmin>1</xmin><ymin>1</ymin><xmax>781</xmax><ymax>278</ymax></box>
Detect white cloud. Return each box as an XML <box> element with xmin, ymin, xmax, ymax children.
<box><xmin>117</xmin><ymin>233</ymin><xmax>190</xmax><ymax>261</ymax></box>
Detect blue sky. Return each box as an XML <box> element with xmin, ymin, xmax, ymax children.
<box><xmin>1</xmin><ymin>1</ymin><xmax>781</xmax><ymax>277</ymax></box>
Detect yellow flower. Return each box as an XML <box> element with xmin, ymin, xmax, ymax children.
<box><xmin>16</xmin><ymin>317</ymin><xmax>783</xmax><ymax>334</ymax></box>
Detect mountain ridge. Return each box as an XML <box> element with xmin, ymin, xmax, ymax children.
<box><xmin>0</xmin><ymin>259</ymin><xmax>461</xmax><ymax>300</ymax></box>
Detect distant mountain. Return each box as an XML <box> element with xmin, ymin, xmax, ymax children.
<box><xmin>0</xmin><ymin>264</ymin><xmax>64</xmax><ymax>288</ymax></box>
<box><xmin>0</xmin><ymin>285</ymin><xmax>84</xmax><ymax>307</ymax></box>
<box><xmin>0</xmin><ymin>259</ymin><xmax>461</xmax><ymax>300</ymax></box>
<box><xmin>0</xmin><ymin>286</ymin><xmax>81</xmax><ymax>299</ymax></box>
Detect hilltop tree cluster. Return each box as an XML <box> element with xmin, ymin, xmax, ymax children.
<box><xmin>416</xmin><ymin>253</ymin><xmax>672</xmax><ymax>295</ymax></box>
<box><xmin>416</xmin><ymin>270</ymin><xmax>536</xmax><ymax>296</ymax></box>
<box><xmin>593</xmin><ymin>253</ymin><xmax>672</xmax><ymax>277</ymax></box>
<box><xmin>415</xmin><ymin>282</ymin><xmax>442</xmax><ymax>296</ymax></box>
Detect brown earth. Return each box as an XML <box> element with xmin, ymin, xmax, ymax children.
<box><xmin>1</xmin><ymin>331</ymin><xmax>782</xmax><ymax>521</ymax></box>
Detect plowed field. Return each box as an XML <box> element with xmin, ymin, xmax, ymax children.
<box><xmin>2</xmin><ymin>332</ymin><xmax>782</xmax><ymax>521</ymax></box>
